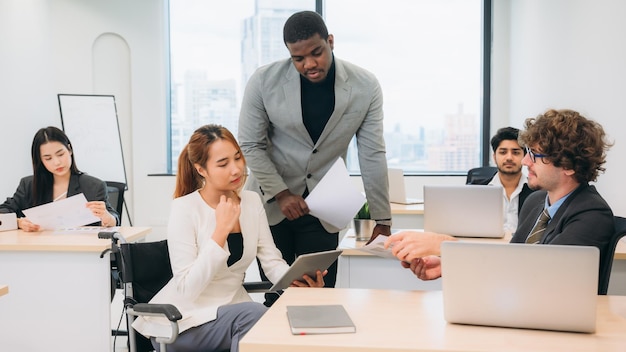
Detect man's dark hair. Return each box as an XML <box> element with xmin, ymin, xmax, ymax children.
<box><xmin>283</xmin><ymin>11</ymin><xmax>329</xmax><ymax>45</ymax></box>
<box><xmin>490</xmin><ymin>126</ymin><xmax>522</xmax><ymax>152</ymax></box>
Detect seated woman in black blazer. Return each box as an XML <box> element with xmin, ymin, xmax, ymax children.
<box><xmin>0</xmin><ymin>126</ymin><xmax>119</xmax><ymax>231</ymax></box>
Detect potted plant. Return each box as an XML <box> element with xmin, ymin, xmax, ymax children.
<box><xmin>355</xmin><ymin>202</ymin><xmax>370</xmax><ymax>220</ymax></box>
<box><xmin>353</xmin><ymin>202</ymin><xmax>376</xmax><ymax>241</ymax></box>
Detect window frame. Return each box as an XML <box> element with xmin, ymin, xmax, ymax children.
<box><xmin>164</xmin><ymin>0</ymin><xmax>492</xmax><ymax>176</ymax></box>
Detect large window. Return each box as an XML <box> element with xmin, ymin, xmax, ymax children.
<box><xmin>168</xmin><ymin>0</ymin><xmax>487</xmax><ymax>174</ymax></box>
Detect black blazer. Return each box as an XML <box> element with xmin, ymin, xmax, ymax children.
<box><xmin>0</xmin><ymin>173</ymin><xmax>120</xmax><ymax>226</ymax></box>
<box><xmin>471</xmin><ymin>173</ymin><xmax>535</xmax><ymax>215</ymax></box>
<box><xmin>511</xmin><ymin>184</ymin><xmax>614</xmax><ymax>273</ymax></box>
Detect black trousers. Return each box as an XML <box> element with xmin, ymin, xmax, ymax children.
<box><xmin>258</xmin><ymin>214</ymin><xmax>339</xmax><ymax>306</ymax></box>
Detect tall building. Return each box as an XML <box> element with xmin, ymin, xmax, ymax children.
<box><xmin>170</xmin><ymin>70</ymin><xmax>238</xmax><ymax>166</ymax></box>
<box><xmin>241</xmin><ymin>0</ymin><xmax>312</xmax><ymax>86</ymax></box>
<box><xmin>427</xmin><ymin>104</ymin><xmax>479</xmax><ymax>171</ymax></box>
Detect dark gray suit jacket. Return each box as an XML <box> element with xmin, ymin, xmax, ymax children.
<box><xmin>0</xmin><ymin>173</ymin><xmax>120</xmax><ymax>226</ymax></box>
<box><xmin>511</xmin><ymin>184</ymin><xmax>613</xmax><ymax>272</ymax></box>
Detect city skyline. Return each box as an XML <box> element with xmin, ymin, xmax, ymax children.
<box><xmin>169</xmin><ymin>0</ymin><xmax>482</xmax><ymax>173</ymax></box>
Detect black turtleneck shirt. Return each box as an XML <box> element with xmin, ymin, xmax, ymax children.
<box><xmin>300</xmin><ymin>59</ymin><xmax>336</xmax><ymax>144</ymax></box>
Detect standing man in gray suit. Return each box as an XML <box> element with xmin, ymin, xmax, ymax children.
<box><xmin>238</xmin><ymin>10</ymin><xmax>391</xmax><ymax>305</ymax></box>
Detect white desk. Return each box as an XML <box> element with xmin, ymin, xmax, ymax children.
<box><xmin>335</xmin><ymin>203</ymin><xmax>424</xmax><ymax>289</ymax></box>
<box><xmin>0</xmin><ymin>227</ymin><xmax>150</xmax><ymax>352</ymax></box>
<box><xmin>390</xmin><ymin>202</ymin><xmax>423</xmax><ymax>228</ymax></box>
<box><xmin>337</xmin><ymin>230</ymin><xmax>512</xmax><ymax>290</ymax></box>
<box><xmin>241</xmin><ymin>287</ymin><xmax>626</xmax><ymax>352</ymax></box>
<box><xmin>337</xmin><ymin>230</ymin><xmax>626</xmax><ymax>294</ymax></box>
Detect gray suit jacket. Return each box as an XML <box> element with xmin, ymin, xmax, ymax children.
<box><xmin>238</xmin><ymin>57</ymin><xmax>391</xmax><ymax>232</ymax></box>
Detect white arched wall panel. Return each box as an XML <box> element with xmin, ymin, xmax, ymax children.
<box><xmin>92</xmin><ymin>33</ymin><xmax>134</xmax><ymax>224</ymax></box>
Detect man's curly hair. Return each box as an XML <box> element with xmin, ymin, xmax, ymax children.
<box><xmin>519</xmin><ymin>109</ymin><xmax>612</xmax><ymax>183</ymax></box>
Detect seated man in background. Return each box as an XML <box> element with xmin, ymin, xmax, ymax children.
<box><xmin>386</xmin><ymin>109</ymin><xmax>614</xmax><ymax>281</ymax></box>
<box><xmin>469</xmin><ymin>127</ymin><xmax>534</xmax><ymax>232</ymax></box>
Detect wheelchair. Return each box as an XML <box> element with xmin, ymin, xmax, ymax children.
<box><xmin>100</xmin><ymin>231</ymin><xmax>272</xmax><ymax>352</ymax></box>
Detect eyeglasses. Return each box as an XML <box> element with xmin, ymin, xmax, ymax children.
<box><xmin>525</xmin><ymin>146</ymin><xmax>547</xmax><ymax>163</ymax></box>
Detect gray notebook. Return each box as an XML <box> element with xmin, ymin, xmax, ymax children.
<box><xmin>286</xmin><ymin>304</ymin><xmax>356</xmax><ymax>335</ymax></box>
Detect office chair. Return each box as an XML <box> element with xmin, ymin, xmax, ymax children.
<box><xmin>101</xmin><ymin>232</ymin><xmax>272</xmax><ymax>352</ymax></box>
<box><xmin>465</xmin><ymin>166</ymin><xmax>498</xmax><ymax>185</ymax></box>
<box><xmin>105</xmin><ymin>181</ymin><xmax>126</xmax><ymax>223</ymax></box>
<box><xmin>598</xmin><ymin>216</ymin><xmax>626</xmax><ymax>295</ymax></box>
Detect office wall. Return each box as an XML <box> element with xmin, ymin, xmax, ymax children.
<box><xmin>503</xmin><ymin>0</ymin><xmax>626</xmax><ymax>217</ymax></box>
<box><xmin>0</xmin><ymin>0</ymin><xmax>169</xmax><ymax>237</ymax></box>
<box><xmin>1</xmin><ymin>1</ymin><xmax>625</xmax><ymax>242</ymax></box>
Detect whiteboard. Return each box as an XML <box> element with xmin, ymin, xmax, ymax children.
<box><xmin>58</xmin><ymin>94</ymin><xmax>127</xmax><ymax>185</ymax></box>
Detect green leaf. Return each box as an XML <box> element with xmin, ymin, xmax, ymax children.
<box><xmin>355</xmin><ymin>202</ymin><xmax>370</xmax><ymax>219</ymax></box>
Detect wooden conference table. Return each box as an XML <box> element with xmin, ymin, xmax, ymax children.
<box><xmin>240</xmin><ymin>287</ymin><xmax>626</xmax><ymax>352</ymax></box>
<box><xmin>0</xmin><ymin>227</ymin><xmax>150</xmax><ymax>352</ymax></box>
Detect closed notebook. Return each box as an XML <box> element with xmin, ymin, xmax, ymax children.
<box><xmin>286</xmin><ymin>304</ymin><xmax>356</xmax><ymax>335</ymax></box>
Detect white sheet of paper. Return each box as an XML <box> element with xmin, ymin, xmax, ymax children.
<box><xmin>23</xmin><ymin>193</ymin><xmax>100</xmax><ymax>230</ymax></box>
<box><xmin>356</xmin><ymin>234</ymin><xmax>398</xmax><ymax>259</ymax></box>
<box><xmin>305</xmin><ymin>158</ymin><xmax>366</xmax><ymax>229</ymax></box>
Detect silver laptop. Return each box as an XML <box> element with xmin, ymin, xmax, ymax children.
<box><xmin>424</xmin><ymin>184</ymin><xmax>503</xmax><ymax>238</ymax></box>
<box><xmin>441</xmin><ymin>242</ymin><xmax>599</xmax><ymax>333</ymax></box>
<box><xmin>0</xmin><ymin>213</ymin><xmax>18</xmax><ymax>232</ymax></box>
<box><xmin>388</xmin><ymin>168</ymin><xmax>423</xmax><ymax>205</ymax></box>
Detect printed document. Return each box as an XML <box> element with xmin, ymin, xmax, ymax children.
<box><xmin>305</xmin><ymin>158</ymin><xmax>366</xmax><ymax>229</ymax></box>
<box><xmin>22</xmin><ymin>193</ymin><xmax>100</xmax><ymax>230</ymax></box>
<box><xmin>356</xmin><ymin>234</ymin><xmax>397</xmax><ymax>259</ymax></box>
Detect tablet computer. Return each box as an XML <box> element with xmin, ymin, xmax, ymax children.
<box><xmin>269</xmin><ymin>249</ymin><xmax>343</xmax><ymax>292</ymax></box>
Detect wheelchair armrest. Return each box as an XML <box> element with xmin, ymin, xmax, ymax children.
<box><xmin>243</xmin><ymin>280</ymin><xmax>273</xmax><ymax>293</ymax></box>
<box><xmin>131</xmin><ymin>303</ymin><xmax>182</xmax><ymax>322</ymax></box>
<box><xmin>127</xmin><ymin>303</ymin><xmax>181</xmax><ymax>346</ymax></box>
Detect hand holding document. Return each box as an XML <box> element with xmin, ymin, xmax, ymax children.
<box><xmin>356</xmin><ymin>234</ymin><xmax>398</xmax><ymax>259</ymax></box>
<box><xmin>305</xmin><ymin>158</ymin><xmax>366</xmax><ymax>230</ymax></box>
<box><xmin>22</xmin><ymin>193</ymin><xmax>100</xmax><ymax>230</ymax></box>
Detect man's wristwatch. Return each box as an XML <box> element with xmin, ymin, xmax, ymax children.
<box><xmin>375</xmin><ymin>219</ymin><xmax>392</xmax><ymax>227</ymax></box>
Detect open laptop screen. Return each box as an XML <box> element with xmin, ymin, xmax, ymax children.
<box><xmin>424</xmin><ymin>184</ymin><xmax>503</xmax><ymax>238</ymax></box>
<box><xmin>441</xmin><ymin>242</ymin><xmax>599</xmax><ymax>333</ymax></box>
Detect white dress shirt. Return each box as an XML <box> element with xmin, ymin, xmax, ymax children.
<box><xmin>489</xmin><ymin>170</ymin><xmax>528</xmax><ymax>232</ymax></box>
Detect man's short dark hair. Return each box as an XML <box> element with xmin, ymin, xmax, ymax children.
<box><xmin>283</xmin><ymin>11</ymin><xmax>329</xmax><ymax>45</ymax></box>
<box><xmin>490</xmin><ymin>126</ymin><xmax>521</xmax><ymax>152</ymax></box>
